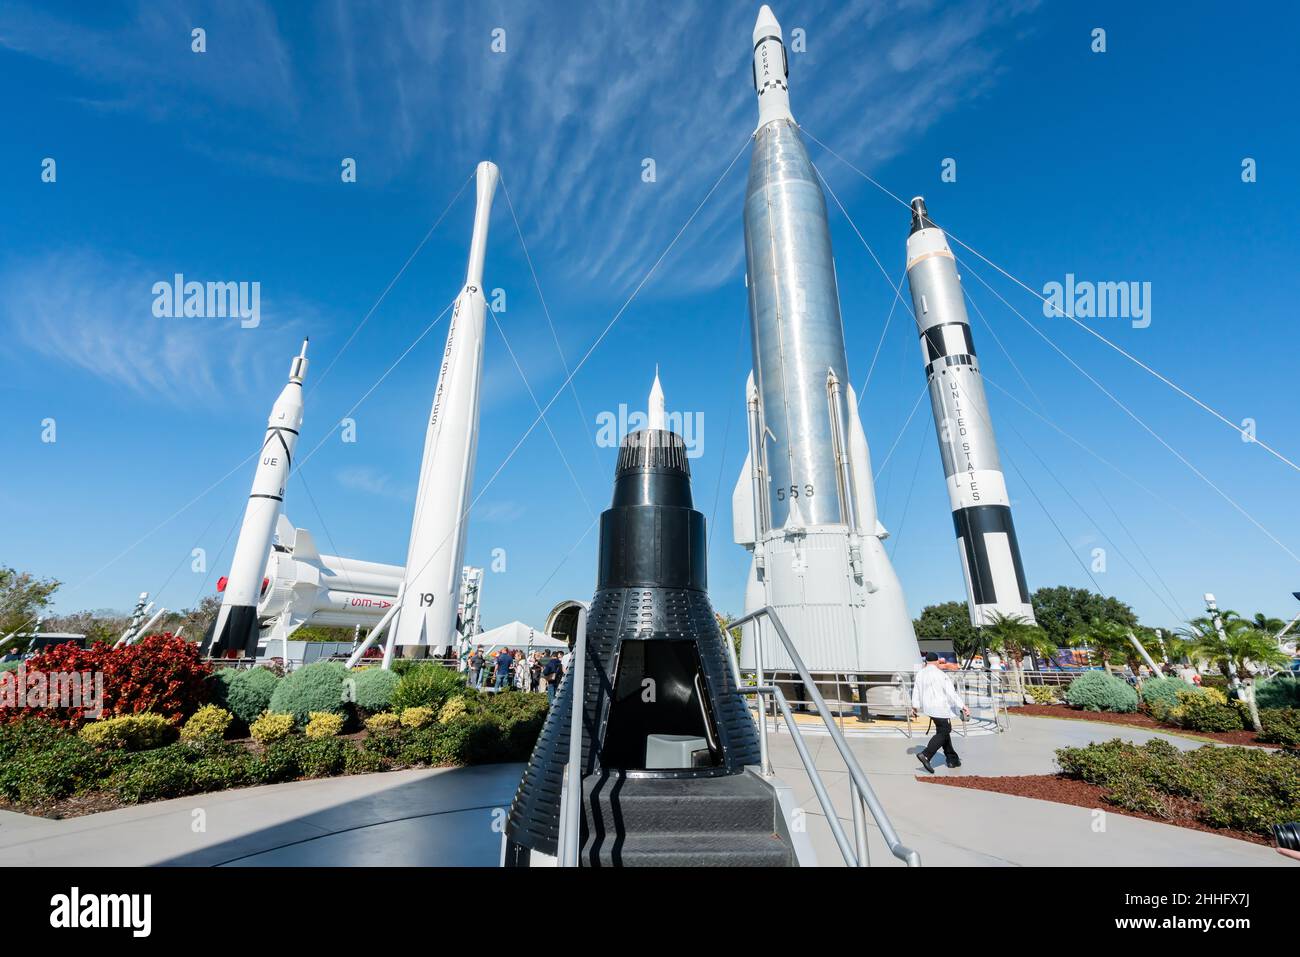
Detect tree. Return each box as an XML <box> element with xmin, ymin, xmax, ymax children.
<box><xmin>912</xmin><ymin>601</ymin><xmax>980</xmax><ymax>659</ymax></box>
<box><xmin>982</xmin><ymin>612</ymin><xmax>1055</xmax><ymax>700</ymax></box>
<box><xmin>1070</xmin><ymin>617</ymin><xmax>1153</xmax><ymax>672</ymax></box>
<box><xmin>0</xmin><ymin>566</ymin><xmax>61</xmax><ymax>649</ymax></box>
<box><xmin>1178</xmin><ymin>611</ymin><xmax>1288</xmax><ymax>730</ymax></box>
<box><xmin>717</xmin><ymin>613</ymin><xmax>743</xmax><ymax>661</ymax></box>
<box><xmin>1250</xmin><ymin>612</ymin><xmax>1286</xmax><ymax>635</ymax></box>
<box><xmin>1030</xmin><ymin>585</ymin><xmax>1137</xmax><ymax>649</ymax></box>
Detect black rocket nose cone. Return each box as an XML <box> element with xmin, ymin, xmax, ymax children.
<box><xmin>909</xmin><ymin>196</ymin><xmax>934</xmax><ymax>234</ymax></box>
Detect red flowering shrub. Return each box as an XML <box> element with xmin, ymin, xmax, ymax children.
<box><xmin>3</xmin><ymin>633</ymin><xmax>212</xmax><ymax>728</ymax></box>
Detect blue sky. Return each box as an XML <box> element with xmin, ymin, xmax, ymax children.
<box><xmin>2</xmin><ymin>0</ymin><xmax>1298</xmax><ymax>633</ymax></box>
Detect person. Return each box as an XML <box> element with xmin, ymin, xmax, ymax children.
<box><xmin>910</xmin><ymin>652</ymin><xmax>970</xmax><ymax>773</ymax></box>
<box><xmin>542</xmin><ymin>651</ymin><xmax>564</xmax><ymax>705</ymax></box>
<box><xmin>494</xmin><ymin>647</ymin><xmax>514</xmax><ymax>691</ymax></box>
<box><xmin>530</xmin><ymin>653</ymin><xmax>543</xmax><ymax>693</ymax></box>
<box><xmin>513</xmin><ymin>650</ymin><xmax>529</xmax><ymax>691</ymax></box>
<box><xmin>468</xmin><ymin>647</ymin><xmax>484</xmax><ymax>689</ymax></box>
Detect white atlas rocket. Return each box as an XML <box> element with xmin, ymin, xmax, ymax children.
<box><xmin>732</xmin><ymin>6</ymin><xmax>919</xmax><ymax>675</ymax></box>
<box><xmin>202</xmin><ymin>339</ymin><xmax>308</xmax><ymax>658</ymax></box>
<box><xmin>391</xmin><ymin>160</ymin><xmax>499</xmax><ymax>653</ymax></box>
<box><xmin>905</xmin><ymin>196</ymin><xmax>1034</xmax><ymax>626</ymax></box>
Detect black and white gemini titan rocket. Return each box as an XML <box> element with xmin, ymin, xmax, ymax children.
<box><xmin>904</xmin><ymin>197</ymin><xmax>1034</xmax><ymax>626</ymax></box>
<box><xmin>201</xmin><ymin>340</ymin><xmax>309</xmax><ymax>658</ymax></box>
<box><xmin>733</xmin><ymin>6</ymin><xmax>919</xmax><ymax>675</ymax></box>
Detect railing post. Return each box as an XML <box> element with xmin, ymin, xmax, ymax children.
<box><xmin>850</xmin><ymin>778</ymin><xmax>867</xmax><ymax>866</ymax></box>
<box><xmin>754</xmin><ymin>617</ymin><xmax>771</xmax><ymax>776</ymax></box>
<box><xmin>561</xmin><ymin>606</ymin><xmax>588</xmax><ymax>867</ymax></box>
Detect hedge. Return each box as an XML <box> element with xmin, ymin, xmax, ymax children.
<box><xmin>350</xmin><ymin>668</ymin><xmax>400</xmax><ymax>713</ymax></box>
<box><xmin>268</xmin><ymin>661</ymin><xmax>349</xmax><ymax>727</ymax></box>
<box><xmin>1256</xmin><ymin>674</ymin><xmax>1300</xmax><ymax>711</ymax></box>
<box><xmin>1139</xmin><ymin>676</ymin><xmax>1193</xmax><ymax>709</ymax></box>
<box><xmin>0</xmin><ymin>690</ymin><xmax>549</xmax><ymax>812</ymax></box>
<box><xmin>214</xmin><ymin>667</ymin><xmax>280</xmax><ymax>727</ymax></box>
<box><xmin>1056</xmin><ymin>737</ymin><xmax>1300</xmax><ymax>837</ymax></box>
<box><xmin>391</xmin><ymin>664</ymin><xmax>467</xmax><ymax>713</ymax></box>
<box><xmin>1065</xmin><ymin>671</ymin><xmax>1138</xmax><ymax>713</ymax></box>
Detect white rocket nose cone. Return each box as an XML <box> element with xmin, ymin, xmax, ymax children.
<box><xmin>648</xmin><ymin>368</ymin><xmax>666</xmax><ymax>431</ymax></box>
<box><xmin>754</xmin><ymin>5</ymin><xmax>782</xmax><ymax>43</ymax></box>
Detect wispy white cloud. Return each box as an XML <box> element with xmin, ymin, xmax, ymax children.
<box><xmin>0</xmin><ymin>249</ymin><xmax>312</xmax><ymax>405</ymax></box>
<box><xmin>0</xmin><ymin>0</ymin><xmax>1040</xmax><ymax>299</ymax></box>
<box><xmin>335</xmin><ymin>465</ymin><xmax>410</xmax><ymax>500</ymax></box>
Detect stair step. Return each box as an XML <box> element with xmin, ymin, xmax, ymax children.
<box><xmin>584</xmin><ymin>831</ymin><xmax>794</xmax><ymax>867</ymax></box>
<box><xmin>582</xmin><ymin>773</ymin><xmax>775</xmax><ymax>833</ymax></box>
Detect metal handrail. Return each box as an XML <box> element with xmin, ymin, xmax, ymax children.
<box><xmin>556</xmin><ymin>606</ymin><xmax>588</xmax><ymax>867</ymax></box>
<box><xmin>724</xmin><ymin>607</ymin><xmax>921</xmax><ymax>867</ymax></box>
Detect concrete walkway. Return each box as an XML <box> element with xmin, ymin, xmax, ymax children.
<box><xmin>0</xmin><ymin>763</ymin><xmax>523</xmax><ymax>866</ymax></box>
<box><xmin>769</xmin><ymin>713</ymin><xmax>1288</xmax><ymax>866</ymax></box>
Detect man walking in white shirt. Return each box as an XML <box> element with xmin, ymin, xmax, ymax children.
<box><xmin>911</xmin><ymin>652</ymin><xmax>970</xmax><ymax>773</ymax></box>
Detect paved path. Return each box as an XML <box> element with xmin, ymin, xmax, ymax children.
<box><xmin>0</xmin><ymin>764</ymin><xmax>523</xmax><ymax>866</ymax></box>
<box><xmin>768</xmin><ymin>713</ymin><xmax>1288</xmax><ymax>867</ymax></box>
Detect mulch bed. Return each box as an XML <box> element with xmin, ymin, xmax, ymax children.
<box><xmin>1013</xmin><ymin>703</ymin><xmax>1266</xmax><ymax>747</ymax></box>
<box><xmin>919</xmin><ymin>773</ymin><xmax>1267</xmax><ymax>846</ymax></box>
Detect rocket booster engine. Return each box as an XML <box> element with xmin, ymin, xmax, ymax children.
<box><xmin>733</xmin><ymin>6</ymin><xmax>918</xmax><ymax>674</ymax></box>
<box><xmin>202</xmin><ymin>340</ymin><xmax>308</xmax><ymax>658</ymax></box>
<box><xmin>904</xmin><ymin>197</ymin><xmax>1034</xmax><ymax>626</ymax></box>
<box><xmin>392</xmin><ymin>161</ymin><xmax>498</xmax><ymax>652</ymax></box>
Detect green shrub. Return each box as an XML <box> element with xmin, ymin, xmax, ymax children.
<box><xmin>216</xmin><ymin>667</ymin><xmax>280</xmax><ymax>727</ymax></box>
<box><xmin>439</xmin><ymin>696</ymin><xmax>469</xmax><ymax>722</ymax></box>
<box><xmin>1056</xmin><ymin>737</ymin><xmax>1300</xmax><ymax>837</ymax></box>
<box><xmin>298</xmin><ymin>738</ymin><xmax>348</xmax><ymax>777</ymax></box>
<box><xmin>1172</xmin><ymin>688</ymin><xmax>1246</xmax><ymax>732</ymax></box>
<box><xmin>1259</xmin><ymin>708</ymin><xmax>1300</xmax><ymax>748</ymax></box>
<box><xmin>1256</xmin><ymin>674</ymin><xmax>1300</xmax><ymax>710</ymax></box>
<box><xmin>251</xmin><ymin>738</ymin><xmax>303</xmax><ymax>784</ymax></box>
<box><xmin>344</xmin><ymin>746</ymin><xmax>388</xmax><ymax>775</ymax></box>
<box><xmin>1065</xmin><ymin>671</ymin><xmax>1138</xmax><ymax>713</ymax></box>
<box><xmin>112</xmin><ymin>747</ymin><xmax>196</xmax><ymax>804</ymax></box>
<box><xmin>1025</xmin><ymin>685</ymin><xmax>1060</xmax><ymax>705</ymax></box>
<box><xmin>350</xmin><ymin>668</ymin><xmax>400</xmax><ymax>713</ymax></box>
<box><xmin>0</xmin><ymin>660</ymin><xmax>22</xmax><ymax>673</ymax></box>
<box><xmin>305</xmin><ymin>712</ymin><xmax>345</xmax><ymax>739</ymax></box>
<box><xmin>399</xmin><ymin>706</ymin><xmax>435</xmax><ymax>729</ymax></box>
<box><xmin>78</xmin><ymin>713</ymin><xmax>177</xmax><ymax>751</ymax></box>
<box><xmin>250</xmin><ymin>711</ymin><xmax>295</xmax><ymax>744</ymax></box>
<box><xmin>365</xmin><ymin>712</ymin><xmax>401</xmax><ymax>734</ymax></box>
<box><xmin>1140</xmin><ymin>676</ymin><xmax>1193</xmax><ymax>709</ymax></box>
<box><xmin>391</xmin><ymin>664</ymin><xmax>466</xmax><ymax>713</ymax></box>
<box><xmin>269</xmin><ymin>661</ymin><xmax>349</xmax><ymax>727</ymax></box>
<box><xmin>180</xmin><ymin>705</ymin><xmax>233</xmax><ymax>742</ymax></box>
<box><xmin>0</xmin><ymin>733</ymin><xmax>118</xmax><ymax>802</ymax></box>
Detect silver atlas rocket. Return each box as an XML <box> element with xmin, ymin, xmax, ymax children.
<box><xmin>732</xmin><ymin>6</ymin><xmax>919</xmax><ymax>675</ymax></box>
<box><xmin>904</xmin><ymin>196</ymin><xmax>1034</xmax><ymax>626</ymax></box>
<box><xmin>391</xmin><ymin>160</ymin><xmax>499</xmax><ymax>654</ymax></box>
<box><xmin>202</xmin><ymin>340</ymin><xmax>309</xmax><ymax>658</ymax></box>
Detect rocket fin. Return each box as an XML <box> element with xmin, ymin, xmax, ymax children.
<box><xmin>275</xmin><ymin>514</ymin><xmax>296</xmax><ymax>549</ymax></box>
<box><xmin>732</xmin><ymin>452</ymin><xmax>756</xmax><ymax>546</ymax></box>
<box><xmin>845</xmin><ymin>384</ymin><xmax>886</xmax><ymax>538</ymax></box>
<box><xmin>293</xmin><ymin>526</ymin><xmax>320</xmax><ymax>563</ymax></box>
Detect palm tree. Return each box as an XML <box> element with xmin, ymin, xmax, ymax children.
<box><xmin>981</xmin><ymin>612</ymin><xmax>1055</xmax><ymax>701</ymax></box>
<box><xmin>1250</xmin><ymin>612</ymin><xmax>1286</xmax><ymax>635</ymax></box>
<box><xmin>1178</xmin><ymin>611</ymin><xmax>1289</xmax><ymax>731</ymax></box>
<box><xmin>1069</xmin><ymin>618</ymin><xmax>1143</xmax><ymax>671</ymax></box>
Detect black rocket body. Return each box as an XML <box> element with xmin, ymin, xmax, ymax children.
<box><xmin>505</xmin><ymin>427</ymin><xmax>762</xmax><ymax>862</ymax></box>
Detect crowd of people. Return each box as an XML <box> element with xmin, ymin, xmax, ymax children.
<box><xmin>458</xmin><ymin>646</ymin><xmax>568</xmax><ymax>702</ymax></box>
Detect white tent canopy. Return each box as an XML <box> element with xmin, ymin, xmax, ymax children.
<box><xmin>470</xmin><ymin>621</ymin><xmax>566</xmax><ymax>653</ymax></box>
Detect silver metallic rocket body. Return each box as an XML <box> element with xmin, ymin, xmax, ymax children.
<box><xmin>905</xmin><ymin>197</ymin><xmax>1034</xmax><ymax>627</ymax></box>
<box><xmin>745</xmin><ymin>119</ymin><xmax>851</xmax><ymax>529</ymax></box>
<box><xmin>733</xmin><ymin>6</ymin><xmax>919</xmax><ymax>676</ymax></box>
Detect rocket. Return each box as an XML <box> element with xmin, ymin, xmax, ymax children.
<box><xmin>201</xmin><ymin>339</ymin><xmax>308</xmax><ymax>658</ymax></box>
<box><xmin>506</xmin><ymin>374</ymin><xmax>765</xmax><ymax>866</ymax></box>
<box><xmin>904</xmin><ymin>196</ymin><xmax>1034</xmax><ymax>626</ymax></box>
<box><xmin>732</xmin><ymin>6</ymin><xmax>919</xmax><ymax>675</ymax></box>
<box><xmin>391</xmin><ymin>160</ymin><xmax>498</xmax><ymax>653</ymax></box>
